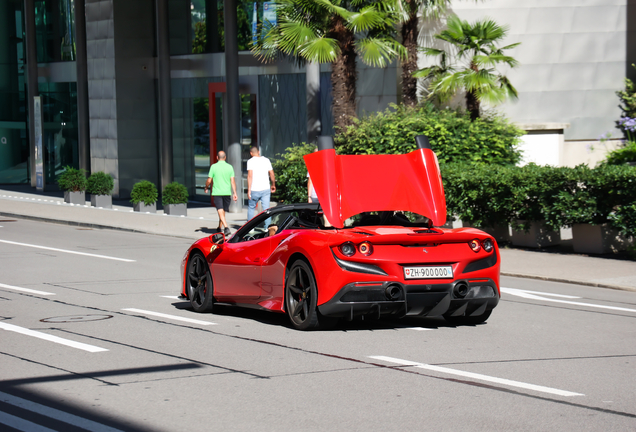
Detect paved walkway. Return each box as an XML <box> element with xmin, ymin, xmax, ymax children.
<box><xmin>1</xmin><ymin>185</ymin><xmax>635</xmax><ymax>292</ymax></box>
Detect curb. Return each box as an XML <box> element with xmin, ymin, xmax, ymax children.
<box><xmin>0</xmin><ymin>211</ymin><xmax>195</xmax><ymax>240</ymax></box>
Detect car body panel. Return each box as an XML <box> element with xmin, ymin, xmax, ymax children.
<box><xmin>304</xmin><ymin>147</ymin><xmax>446</xmax><ymax>228</ymax></box>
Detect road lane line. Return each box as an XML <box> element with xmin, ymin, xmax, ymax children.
<box><xmin>0</xmin><ymin>411</ymin><xmax>56</xmax><ymax>432</ymax></box>
<box><xmin>161</xmin><ymin>295</ymin><xmax>181</xmax><ymax>300</ymax></box>
<box><xmin>0</xmin><ymin>283</ymin><xmax>55</xmax><ymax>296</ymax></box>
<box><xmin>0</xmin><ymin>239</ymin><xmax>135</xmax><ymax>262</ymax></box>
<box><xmin>369</xmin><ymin>356</ymin><xmax>584</xmax><ymax>397</ymax></box>
<box><xmin>500</xmin><ymin>287</ymin><xmax>580</xmax><ymax>299</ymax></box>
<box><xmin>0</xmin><ymin>322</ymin><xmax>108</xmax><ymax>353</ymax></box>
<box><xmin>0</xmin><ymin>391</ymin><xmax>123</xmax><ymax>432</ymax></box>
<box><xmin>404</xmin><ymin>327</ymin><xmax>434</xmax><ymax>331</ymax></box>
<box><xmin>501</xmin><ymin>287</ymin><xmax>636</xmax><ymax>313</ymax></box>
<box><xmin>122</xmin><ymin>308</ymin><xmax>217</xmax><ymax>325</ymax></box>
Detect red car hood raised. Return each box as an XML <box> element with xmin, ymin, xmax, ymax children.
<box><xmin>304</xmin><ymin>148</ymin><xmax>447</xmax><ymax>228</ymax></box>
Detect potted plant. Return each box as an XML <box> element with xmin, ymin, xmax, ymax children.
<box><xmin>87</xmin><ymin>172</ymin><xmax>114</xmax><ymax>209</ymax></box>
<box><xmin>130</xmin><ymin>180</ymin><xmax>158</xmax><ymax>213</ymax></box>
<box><xmin>57</xmin><ymin>166</ymin><xmax>88</xmax><ymax>205</ymax></box>
<box><xmin>162</xmin><ymin>181</ymin><xmax>188</xmax><ymax>216</ymax></box>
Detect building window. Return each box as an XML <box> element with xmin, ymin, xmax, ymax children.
<box><xmin>35</xmin><ymin>0</ymin><xmax>75</xmax><ymax>63</ymax></box>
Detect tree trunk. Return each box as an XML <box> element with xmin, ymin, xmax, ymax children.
<box><xmin>401</xmin><ymin>14</ymin><xmax>419</xmax><ymax>107</ymax></box>
<box><xmin>330</xmin><ymin>16</ymin><xmax>357</xmax><ymax>132</ymax></box>
<box><xmin>466</xmin><ymin>90</ymin><xmax>480</xmax><ymax>121</ymax></box>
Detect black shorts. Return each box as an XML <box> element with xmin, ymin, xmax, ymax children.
<box><xmin>213</xmin><ymin>195</ymin><xmax>231</xmax><ymax>212</ymax></box>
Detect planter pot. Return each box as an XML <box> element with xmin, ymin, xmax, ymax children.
<box><xmin>91</xmin><ymin>194</ymin><xmax>112</xmax><ymax>209</ymax></box>
<box><xmin>511</xmin><ymin>220</ymin><xmax>560</xmax><ymax>248</ymax></box>
<box><xmin>64</xmin><ymin>191</ymin><xmax>86</xmax><ymax>205</ymax></box>
<box><xmin>164</xmin><ymin>203</ymin><xmax>187</xmax><ymax>216</ymax></box>
<box><xmin>462</xmin><ymin>221</ymin><xmax>511</xmax><ymax>243</ymax></box>
<box><xmin>572</xmin><ymin>223</ymin><xmax>633</xmax><ymax>254</ymax></box>
<box><xmin>133</xmin><ymin>202</ymin><xmax>156</xmax><ymax>213</ymax></box>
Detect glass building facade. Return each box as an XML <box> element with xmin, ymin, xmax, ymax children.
<box><xmin>2</xmin><ymin>0</ymin><xmax>354</xmax><ymax>203</ymax></box>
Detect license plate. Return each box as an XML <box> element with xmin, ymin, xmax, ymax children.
<box><xmin>404</xmin><ymin>266</ymin><xmax>453</xmax><ymax>279</ymax></box>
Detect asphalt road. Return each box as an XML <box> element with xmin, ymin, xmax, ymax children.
<box><xmin>1</xmin><ymin>218</ymin><xmax>635</xmax><ymax>431</ymax></box>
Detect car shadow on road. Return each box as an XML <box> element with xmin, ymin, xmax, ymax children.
<box><xmin>171</xmin><ymin>300</ymin><xmax>472</xmax><ymax>331</ymax></box>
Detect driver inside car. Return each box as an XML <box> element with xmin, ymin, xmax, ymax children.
<box><xmin>267</xmin><ymin>223</ymin><xmax>278</xmax><ymax>237</ymax></box>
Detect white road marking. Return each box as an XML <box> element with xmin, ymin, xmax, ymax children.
<box><xmin>500</xmin><ymin>287</ymin><xmax>580</xmax><ymax>299</ymax></box>
<box><xmin>122</xmin><ymin>308</ymin><xmax>217</xmax><ymax>325</ymax></box>
<box><xmin>404</xmin><ymin>327</ymin><xmax>434</xmax><ymax>331</ymax></box>
<box><xmin>369</xmin><ymin>356</ymin><xmax>584</xmax><ymax>397</ymax></box>
<box><xmin>501</xmin><ymin>287</ymin><xmax>636</xmax><ymax>313</ymax></box>
<box><xmin>0</xmin><ymin>239</ymin><xmax>135</xmax><ymax>262</ymax></box>
<box><xmin>0</xmin><ymin>283</ymin><xmax>55</xmax><ymax>296</ymax></box>
<box><xmin>0</xmin><ymin>322</ymin><xmax>108</xmax><ymax>353</ymax></box>
<box><xmin>161</xmin><ymin>295</ymin><xmax>181</xmax><ymax>299</ymax></box>
<box><xmin>0</xmin><ymin>411</ymin><xmax>56</xmax><ymax>432</ymax></box>
<box><xmin>0</xmin><ymin>391</ymin><xmax>124</xmax><ymax>431</ymax></box>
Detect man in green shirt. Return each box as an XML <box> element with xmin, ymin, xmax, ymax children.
<box><xmin>204</xmin><ymin>151</ymin><xmax>238</xmax><ymax>236</ymax></box>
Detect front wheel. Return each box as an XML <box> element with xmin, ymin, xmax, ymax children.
<box><xmin>444</xmin><ymin>309</ymin><xmax>492</xmax><ymax>326</ymax></box>
<box><xmin>187</xmin><ymin>252</ymin><xmax>214</xmax><ymax>313</ymax></box>
<box><xmin>285</xmin><ymin>260</ymin><xmax>322</xmax><ymax>330</ymax></box>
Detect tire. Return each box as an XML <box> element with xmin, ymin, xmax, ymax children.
<box><xmin>187</xmin><ymin>252</ymin><xmax>215</xmax><ymax>313</ymax></box>
<box><xmin>285</xmin><ymin>260</ymin><xmax>322</xmax><ymax>330</ymax></box>
<box><xmin>444</xmin><ymin>309</ymin><xmax>492</xmax><ymax>326</ymax></box>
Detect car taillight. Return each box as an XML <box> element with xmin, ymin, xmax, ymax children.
<box><xmin>358</xmin><ymin>241</ymin><xmax>373</xmax><ymax>256</ymax></box>
<box><xmin>469</xmin><ymin>239</ymin><xmax>481</xmax><ymax>253</ymax></box>
<box><xmin>339</xmin><ymin>242</ymin><xmax>356</xmax><ymax>257</ymax></box>
<box><xmin>482</xmin><ymin>238</ymin><xmax>494</xmax><ymax>252</ymax></box>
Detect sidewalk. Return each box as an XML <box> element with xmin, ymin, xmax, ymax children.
<box><xmin>2</xmin><ymin>186</ymin><xmax>635</xmax><ymax>292</ymax></box>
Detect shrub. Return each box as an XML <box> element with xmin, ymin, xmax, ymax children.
<box><xmin>57</xmin><ymin>166</ymin><xmax>88</xmax><ymax>192</ymax></box>
<box><xmin>616</xmin><ymin>64</ymin><xmax>636</xmax><ymax>135</ymax></box>
<box><xmin>335</xmin><ymin>103</ymin><xmax>524</xmax><ymax>165</ymax></box>
<box><xmin>162</xmin><ymin>182</ymin><xmax>189</xmax><ymax>205</ymax></box>
<box><xmin>87</xmin><ymin>172</ymin><xmax>114</xmax><ymax>195</ymax></box>
<box><xmin>130</xmin><ymin>180</ymin><xmax>158</xmax><ymax>205</ymax></box>
<box><xmin>271</xmin><ymin>142</ymin><xmax>315</xmax><ymax>204</ymax></box>
<box><xmin>602</xmin><ymin>140</ymin><xmax>636</xmax><ymax>166</ymax></box>
<box><xmin>443</xmin><ymin>163</ymin><xmax>636</xmax><ymax>236</ymax></box>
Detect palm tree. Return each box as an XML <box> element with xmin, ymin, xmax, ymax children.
<box><xmin>252</xmin><ymin>0</ymin><xmax>406</xmax><ymax>132</ymax></box>
<box><xmin>414</xmin><ymin>15</ymin><xmax>520</xmax><ymax>120</ymax></box>
<box><xmin>398</xmin><ymin>0</ymin><xmax>450</xmax><ymax>107</ymax></box>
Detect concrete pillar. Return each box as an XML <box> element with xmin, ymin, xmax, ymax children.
<box><xmin>306</xmin><ymin>61</ymin><xmax>321</xmax><ymax>144</ymax></box>
<box><xmin>75</xmin><ymin>0</ymin><xmax>91</xmax><ymax>174</ymax></box>
<box><xmin>224</xmin><ymin>0</ymin><xmax>241</xmax><ymax>213</ymax></box>
<box><xmin>156</xmin><ymin>0</ymin><xmax>174</xmax><ymax>191</ymax></box>
<box><xmin>24</xmin><ymin>0</ymin><xmax>39</xmax><ymax>186</ymax></box>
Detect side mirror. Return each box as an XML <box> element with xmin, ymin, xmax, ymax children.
<box><xmin>210</xmin><ymin>233</ymin><xmax>226</xmax><ymax>245</ymax></box>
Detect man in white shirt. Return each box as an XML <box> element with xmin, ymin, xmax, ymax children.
<box><xmin>247</xmin><ymin>145</ymin><xmax>276</xmax><ymax>220</ymax></box>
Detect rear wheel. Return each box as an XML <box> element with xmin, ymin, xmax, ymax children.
<box><xmin>285</xmin><ymin>260</ymin><xmax>321</xmax><ymax>330</ymax></box>
<box><xmin>187</xmin><ymin>252</ymin><xmax>214</xmax><ymax>313</ymax></box>
<box><xmin>444</xmin><ymin>309</ymin><xmax>492</xmax><ymax>326</ymax></box>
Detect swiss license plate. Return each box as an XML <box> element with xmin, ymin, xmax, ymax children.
<box><xmin>404</xmin><ymin>266</ymin><xmax>453</xmax><ymax>279</ymax></box>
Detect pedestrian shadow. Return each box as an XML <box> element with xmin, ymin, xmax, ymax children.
<box><xmin>194</xmin><ymin>227</ymin><xmax>217</xmax><ymax>234</ymax></box>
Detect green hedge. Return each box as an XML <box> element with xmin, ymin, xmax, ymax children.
<box><xmin>271</xmin><ymin>142</ymin><xmax>315</xmax><ymax>204</ymax></box>
<box><xmin>442</xmin><ymin>163</ymin><xmax>636</xmax><ymax>236</ymax></box>
<box><xmin>335</xmin><ymin>104</ymin><xmax>524</xmax><ymax>165</ymax></box>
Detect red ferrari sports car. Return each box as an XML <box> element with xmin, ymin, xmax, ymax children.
<box><xmin>180</xmin><ymin>135</ymin><xmax>500</xmax><ymax>330</ymax></box>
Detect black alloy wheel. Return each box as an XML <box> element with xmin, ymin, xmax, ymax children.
<box><xmin>285</xmin><ymin>260</ymin><xmax>321</xmax><ymax>330</ymax></box>
<box><xmin>187</xmin><ymin>252</ymin><xmax>214</xmax><ymax>313</ymax></box>
<box><xmin>443</xmin><ymin>309</ymin><xmax>492</xmax><ymax>326</ymax></box>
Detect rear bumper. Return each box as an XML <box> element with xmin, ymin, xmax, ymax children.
<box><xmin>317</xmin><ymin>279</ymin><xmax>499</xmax><ymax>320</ymax></box>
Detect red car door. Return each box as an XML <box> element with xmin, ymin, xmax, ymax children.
<box><xmin>212</xmin><ymin>236</ymin><xmax>274</xmax><ymax>301</ymax></box>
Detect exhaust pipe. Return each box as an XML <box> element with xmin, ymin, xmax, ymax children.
<box><xmin>385</xmin><ymin>284</ymin><xmax>403</xmax><ymax>301</ymax></box>
<box><xmin>453</xmin><ymin>281</ymin><xmax>469</xmax><ymax>299</ymax></box>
